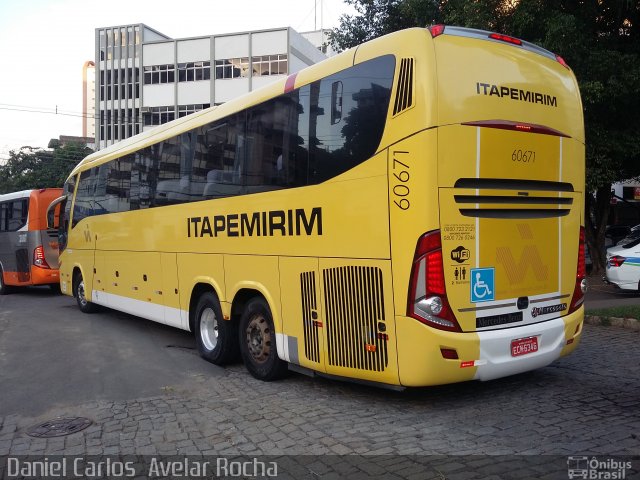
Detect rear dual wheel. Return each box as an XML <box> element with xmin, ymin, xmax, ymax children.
<box><xmin>239</xmin><ymin>297</ymin><xmax>288</xmax><ymax>381</ymax></box>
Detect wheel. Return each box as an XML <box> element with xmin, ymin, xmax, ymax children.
<box><xmin>239</xmin><ymin>297</ymin><xmax>288</xmax><ymax>381</ymax></box>
<box><xmin>194</xmin><ymin>291</ymin><xmax>239</xmax><ymax>364</ymax></box>
<box><xmin>0</xmin><ymin>266</ymin><xmax>10</xmax><ymax>295</ymax></box>
<box><xmin>73</xmin><ymin>271</ymin><xmax>99</xmax><ymax>313</ymax></box>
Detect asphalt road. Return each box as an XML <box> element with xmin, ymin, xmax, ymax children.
<box><xmin>0</xmin><ymin>286</ymin><xmax>638</xmax><ymax>479</ymax></box>
<box><xmin>585</xmin><ymin>273</ymin><xmax>640</xmax><ymax>310</ymax></box>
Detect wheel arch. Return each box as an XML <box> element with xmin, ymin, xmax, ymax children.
<box><xmin>188</xmin><ymin>281</ymin><xmax>222</xmax><ymax>333</ymax></box>
<box><xmin>229</xmin><ymin>283</ymin><xmax>281</xmax><ymax>335</ymax></box>
<box><xmin>71</xmin><ymin>264</ymin><xmax>89</xmax><ymax>298</ymax></box>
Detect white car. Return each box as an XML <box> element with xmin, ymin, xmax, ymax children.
<box><xmin>606</xmin><ymin>240</ymin><xmax>640</xmax><ymax>291</ymax></box>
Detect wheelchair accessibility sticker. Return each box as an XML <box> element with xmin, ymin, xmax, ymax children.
<box><xmin>471</xmin><ymin>267</ymin><xmax>495</xmax><ymax>303</ymax></box>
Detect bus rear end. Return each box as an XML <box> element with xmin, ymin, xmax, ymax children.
<box><xmin>27</xmin><ymin>189</ymin><xmax>62</xmax><ymax>287</ymax></box>
<box><xmin>395</xmin><ymin>26</ymin><xmax>584</xmax><ymax>386</ymax></box>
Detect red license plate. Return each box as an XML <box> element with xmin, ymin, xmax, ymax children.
<box><xmin>511</xmin><ymin>336</ymin><xmax>538</xmax><ymax>357</ymax></box>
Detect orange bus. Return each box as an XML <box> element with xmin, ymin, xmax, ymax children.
<box><xmin>0</xmin><ymin>189</ymin><xmax>62</xmax><ymax>294</ymax></box>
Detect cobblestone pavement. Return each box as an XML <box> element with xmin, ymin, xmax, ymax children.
<box><xmin>0</xmin><ymin>291</ymin><xmax>638</xmax><ymax>478</ymax></box>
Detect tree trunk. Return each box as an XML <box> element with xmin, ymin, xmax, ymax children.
<box><xmin>585</xmin><ymin>186</ymin><xmax>611</xmax><ymax>276</ymax></box>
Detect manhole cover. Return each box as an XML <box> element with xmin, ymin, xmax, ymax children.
<box><xmin>26</xmin><ymin>417</ymin><xmax>92</xmax><ymax>438</ymax></box>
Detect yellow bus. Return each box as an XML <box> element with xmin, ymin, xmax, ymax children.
<box><xmin>49</xmin><ymin>25</ymin><xmax>585</xmax><ymax>387</ymax></box>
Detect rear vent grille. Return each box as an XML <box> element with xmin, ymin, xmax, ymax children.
<box><xmin>323</xmin><ymin>266</ymin><xmax>388</xmax><ymax>372</ymax></box>
<box><xmin>459</xmin><ymin>208</ymin><xmax>570</xmax><ymax>219</ymax></box>
<box><xmin>393</xmin><ymin>58</ymin><xmax>414</xmax><ymax>116</ymax></box>
<box><xmin>454</xmin><ymin>178</ymin><xmax>574</xmax><ymax>219</ymax></box>
<box><xmin>454</xmin><ymin>178</ymin><xmax>574</xmax><ymax>192</ymax></box>
<box><xmin>300</xmin><ymin>271</ymin><xmax>320</xmax><ymax>363</ymax></box>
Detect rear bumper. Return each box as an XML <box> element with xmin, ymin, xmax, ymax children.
<box><xmin>29</xmin><ymin>266</ymin><xmax>60</xmax><ymax>286</ymax></box>
<box><xmin>605</xmin><ymin>267</ymin><xmax>638</xmax><ymax>291</ymax></box>
<box><xmin>396</xmin><ymin>308</ymin><xmax>583</xmax><ymax>386</ymax></box>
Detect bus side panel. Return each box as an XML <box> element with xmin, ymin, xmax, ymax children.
<box><xmin>224</xmin><ymin>254</ymin><xmax>282</xmax><ymax>342</ymax></box>
<box><xmin>318</xmin><ymin>258</ymin><xmax>399</xmax><ymax>385</ymax></box>
<box><xmin>278</xmin><ymin>256</ymin><xmax>325</xmax><ymax>372</ymax></box>
<box><xmin>64</xmin><ymin>218</ymin><xmax>97</xmax><ymax>301</ymax></box>
<box><xmin>387</xmin><ymin>130</ymin><xmax>440</xmax><ymax>315</ymax></box>
<box><xmin>0</xmin><ymin>230</ymin><xmax>30</xmax><ymax>286</ymax></box>
<box><xmin>94</xmin><ymin>250</ymin><xmax>165</xmax><ymax>324</ymax></box>
<box><xmin>161</xmin><ymin>253</ymin><xmax>183</xmax><ymax>329</ymax></box>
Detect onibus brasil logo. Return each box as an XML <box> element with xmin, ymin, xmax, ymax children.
<box><xmin>567</xmin><ymin>456</ymin><xmax>632</xmax><ymax>479</ymax></box>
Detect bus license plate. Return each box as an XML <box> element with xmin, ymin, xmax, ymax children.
<box><xmin>511</xmin><ymin>336</ymin><xmax>538</xmax><ymax>357</ymax></box>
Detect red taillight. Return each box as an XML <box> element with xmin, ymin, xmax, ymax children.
<box><xmin>488</xmin><ymin>32</ymin><xmax>522</xmax><ymax>46</ymax></box>
<box><xmin>462</xmin><ymin>120</ymin><xmax>569</xmax><ymax>138</ymax></box>
<box><xmin>407</xmin><ymin>230</ymin><xmax>461</xmax><ymax>332</ymax></box>
<box><xmin>555</xmin><ymin>54</ymin><xmax>570</xmax><ymax>69</ymax></box>
<box><xmin>608</xmin><ymin>255</ymin><xmax>626</xmax><ymax>267</ymax></box>
<box><xmin>429</xmin><ymin>24</ymin><xmax>445</xmax><ymax>38</ymax></box>
<box><xmin>33</xmin><ymin>245</ymin><xmax>50</xmax><ymax>269</ymax></box>
<box><xmin>569</xmin><ymin>227</ymin><xmax>586</xmax><ymax>314</ymax></box>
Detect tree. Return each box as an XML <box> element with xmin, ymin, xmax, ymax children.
<box><xmin>330</xmin><ymin>0</ymin><xmax>640</xmax><ymax>275</ymax></box>
<box><xmin>0</xmin><ymin>142</ymin><xmax>92</xmax><ymax>194</ymax></box>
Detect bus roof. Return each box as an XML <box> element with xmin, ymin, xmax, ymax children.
<box><xmin>0</xmin><ymin>190</ymin><xmax>35</xmax><ymax>202</ymax></box>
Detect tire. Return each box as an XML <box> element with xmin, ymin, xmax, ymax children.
<box><xmin>49</xmin><ymin>283</ymin><xmax>62</xmax><ymax>294</ymax></box>
<box><xmin>194</xmin><ymin>291</ymin><xmax>239</xmax><ymax>364</ymax></box>
<box><xmin>73</xmin><ymin>271</ymin><xmax>99</xmax><ymax>313</ymax></box>
<box><xmin>239</xmin><ymin>297</ymin><xmax>288</xmax><ymax>381</ymax></box>
<box><xmin>0</xmin><ymin>266</ymin><xmax>10</xmax><ymax>295</ymax></box>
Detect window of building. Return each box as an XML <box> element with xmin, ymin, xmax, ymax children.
<box><xmin>177</xmin><ymin>62</ymin><xmax>211</xmax><ymax>82</ymax></box>
<box><xmin>143</xmin><ymin>64</ymin><xmax>176</xmax><ymax>85</ymax></box>
<box><xmin>143</xmin><ymin>106</ymin><xmax>176</xmax><ymax>126</ymax></box>
<box><xmin>178</xmin><ymin>104</ymin><xmax>211</xmax><ymax>118</ymax></box>
<box><xmin>252</xmin><ymin>54</ymin><xmax>287</xmax><ymax>76</ymax></box>
<box><xmin>214</xmin><ymin>58</ymin><xmax>249</xmax><ymax>79</ymax></box>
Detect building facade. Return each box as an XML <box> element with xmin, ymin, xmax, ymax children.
<box><xmin>95</xmin><ymin>24</ymin><xmax>327</xmax><ymax>150</ymax></box>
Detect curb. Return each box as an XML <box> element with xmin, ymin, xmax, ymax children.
<box><xmin>585</xmin><ymin>315</ymin><xmax>640</xmax><ymax>331</ymax></box>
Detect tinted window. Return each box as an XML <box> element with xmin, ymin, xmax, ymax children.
<box><xmin>245</xmin><ymin>88</ymin><xmax>309</xmax><ymax>192</ymax></box>
<box><xmin>72</xmin><ymin>170</ymin><xmax>94</xmax><ymax>228</ymax></box>
<box><xmin>0</xmin><ymin>200</ymin><xmax>28</xmax><ymax>232</ymax></box>
<box><xmin>71</xmin><ymin>55</ymin><xmax>395</xmax><ymax>215</ymax></box>
<box><xmin>130</xmin><ymin>150</ymin><xmax>156</xmax><ymax>210</ymax></box>
<box><xmin>198</xmin><ymin>113</ymin><xmax>244</xmax><ymax>199</ymax></box>
<box><xmin>308</xmin><ymin>55</ymin><xmax>394</xmax><ymax>184</ymax></box>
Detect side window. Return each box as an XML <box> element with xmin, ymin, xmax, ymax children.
<box><xmin>130</xmin><ymin>150</ymin><xmax>156</xmax><ymax>210</ymax></box>
<box><xmin>72</xmin><ymin>170</ymin><xmax>95</xmax><ymax>228</ymax></box>
<box><xmin>94</xmin><ymin>163</ymin><xmax>119</xmax><ymax>214</ymax></box>
<box><xmin>245</xmin><ymin>89</ymin><xmax>309</xmax><ymax>192</ymax></box>
<box><xmin>308</xmin><ymin>55</ymin><xmax>395</xmax><ymax>184</ymax></box>
<box><xmin>5</xmin><ymin>200</ymin><xmax>28</xmax><ymax>231</ymax></box>
<box><xmin>155</xmin><ymin>137</ymin><xmax>184</xmax><ymax>205</ymax></box>
<box><xmin>117</xmin><ymin>155</ymin><xmax>133</xmax><ymax>212</ymax></box>
<box><xmin>0</xmin><ymin>203</ymin><xmax>5</xmax><ymax>232</ymax></box>
<box><xmin>199</xmin><ymin>113</ymin><xmax>244</xmax><ymax>199</ymax></box>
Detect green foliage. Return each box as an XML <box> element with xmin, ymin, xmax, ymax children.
<box><xmin>0</xmin><ymin>142</ymin><xmax>91</xmax><ymax>194</ymax></box>
<box><xmin>330</xmin><ymin>0</ymin><xmax>640</xmax><ymax>273</ymax></box>
<box><xmin>586</xmin><ymin>305</ymin><xmax>640</xmax><ymax>321</ymax></box>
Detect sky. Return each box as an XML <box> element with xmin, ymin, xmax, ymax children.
<box><xmin>0</xmin><ymin>0</ymin><xmax>356</xmax><ymax>162</ymax></box>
